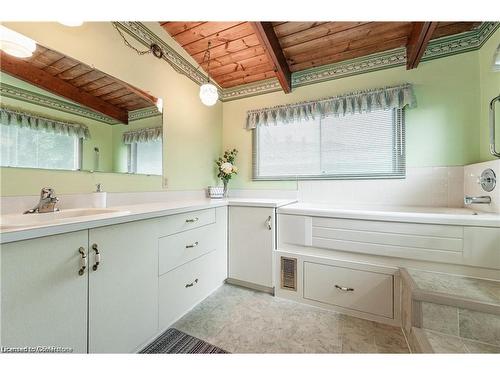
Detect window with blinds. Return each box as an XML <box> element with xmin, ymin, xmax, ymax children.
<box><xmin>253</xmin><ymin>108</ymin><xmax>405</xmax><ymax>180</ymax></box>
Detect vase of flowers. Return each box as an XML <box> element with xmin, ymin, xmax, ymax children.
<box><xmin>216</xmin><ymin>148</ymin><xmax>238</xmax><ymax>197</ymax></box>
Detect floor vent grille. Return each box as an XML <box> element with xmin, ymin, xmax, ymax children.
<box><xmin>280</xmin><ymin>257</ymin><xmax>297</xmax><ymax>291</ymax></box>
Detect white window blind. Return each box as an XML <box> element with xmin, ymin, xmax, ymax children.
<box><xmin>0</xmin><ymin>123</ymin><xmax>81</xmax><ymax>170</ymax></box>
<box><xmin>127</xmin><ymin>140</ymin><xmax>162</xmax><ymax>175</ymax></box>
<box><xmin>253</xmin><ymin>108</ymin><xmax>405</xmax><ymax>180</ymax></box>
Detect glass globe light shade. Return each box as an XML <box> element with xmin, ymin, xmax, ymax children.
<box><xmin>199</xmin><ymin>83</ymin><xmax>218</xmax><ymax>106</ymax></box>
<box><xmin>0</xmin><ymin>25</ymin><xmax>36</xmax><ymax>58</ymax></box>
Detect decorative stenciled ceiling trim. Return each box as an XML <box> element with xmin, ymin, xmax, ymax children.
<box><xmin>422</xmin><ymin>22</ymin><xmax>499</xmax><ymax>62</ymax></box>
<box><xmin>114</xmin><ymin>22</ymin><xmax>213</xmax><ymax>88</ymax></box>
<box><xmin>106</xmin><ymin>22</ymin><xmax>500</xmax><ymax>102</ymax></box>
<box><xmin>128</xmin><ymin>106</ymin><xmax>161</xmax><ymax>121</ymax></box>
<box><xmin>0</xmin><ymin>82</ymin><xmax>160</xmax><ymax>124</ymax></box>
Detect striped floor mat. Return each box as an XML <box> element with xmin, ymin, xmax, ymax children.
<box><xmin>140</xmin><ymin>328</ymin><xmax>229</xmax><ymax>354</ymax></box>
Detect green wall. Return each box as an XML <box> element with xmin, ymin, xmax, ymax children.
<box><xmin>479</xmin><ymin>29</ymin><xmax>500</xmax><ymax>161</ymax></box>
<box><xmin>222</xmin><ymin>32</ymin><xmax>500</xmax><ymax>189</ymax></box>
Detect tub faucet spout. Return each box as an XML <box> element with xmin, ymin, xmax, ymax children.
<box><xmin>464</xmin><ymin>195</ymin><xmax>491</xmax><ymax>205</ymax></box>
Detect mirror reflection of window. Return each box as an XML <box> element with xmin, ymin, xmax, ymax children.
<box><xmin>0</xmin><ymin>115</ymin><xmax>82</xmax><ymax>171</ymax></box>
<box><xmin>127</xmin><ymin>140</ymin><xmax>162</xmax><ymax>175</ymax></box>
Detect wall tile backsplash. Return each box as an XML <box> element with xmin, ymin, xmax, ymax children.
<box><xmin>298</xmin><ymin>166</ymin><xmax>465</xmax><ymax>207</ymax></box>
<box><xmin>464</xmin><ymin>159</ymin><xmax>500</xmax><ymax>213</ymax></box>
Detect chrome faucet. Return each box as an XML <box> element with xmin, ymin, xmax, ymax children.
<box><xmin>24</xmin><ymin>187</ymin><xmax>60</xmax><ymax>214</ymax></box>
<box><xmin>464</xmin><ymin>195</ymin><xmax>491</xmax><ymax>205</ymax></box>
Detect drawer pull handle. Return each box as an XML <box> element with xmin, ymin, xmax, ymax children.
<box><xmin>335</xmin><ymin>285</ymin><xmax>354</xmax><ymax>292</ymax></box>
<box><xmin>92</xmin><ymin>243</ymin><xmax>100</xmax><ymax>271</ymax></box>
<box><xmin>186</xmin><ymin>241</ymin><xmax>199</xmax><ymax>249</ymax></box>
<box><xmin>266</xmin><ymin>215</ymin><xmax>272</xmax><ymax>230</ymax></box>
<box><xmin>78</xmin><ymin>247</ymin><xmax>87</xmax><ymax>276</ymax></box>
<box><xmin>185</xmin><ymin>217</ymin><xmax>199</xmax><ymax>223</ymax></box>
<box><xmin>185</xmin><ymin>278</ymin><xmax>199</xmax><ymax>288</ymax></box>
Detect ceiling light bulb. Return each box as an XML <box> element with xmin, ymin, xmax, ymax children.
<box><xmin>0</xmin><ymin>25</ymin><xmax>36</xmax><ymax>58</ymax></box>
<box><xmin>59</xmin><ymin>21</ymin><xmax>84</xmax><ymax>27</ymax></box>
<box><xmin>199</xmin><ymin>83</ymin><xmax>218</xmax><ymax>106</ymax></box>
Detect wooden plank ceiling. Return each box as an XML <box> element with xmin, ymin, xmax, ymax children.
<box><xmin>1</xmin><ymin>44</ymin><xmax>159</xmax><ymax>124</ymax></box>
<box><xmin>161</xmin><ymin>21</ymin><xmax>481</xmax><ymax>92</ymax></box>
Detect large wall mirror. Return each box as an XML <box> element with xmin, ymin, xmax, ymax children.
<box><xmin>0</xmin><ymin>41</ymin><xmax>163</xmax><ymax>176</ymax></box>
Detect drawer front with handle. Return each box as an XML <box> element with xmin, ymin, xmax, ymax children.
<box><xmin>157</xmin><ymin>208</ymin><xmax>216</xmax><ymax>237</ymax></box>
<box><xmin>159</xmin><ymin>249</ymin><xmax>226</xmax><ymax>329</ymax></box>
<box><xmin>158</xmin><ymin>223</ymin><xmax>218</xmax><ymax>275</ymax></box>
<box><xmin>303</xmin><ymin>261</ymin><xmax>394</xmax><ymax>318</ymax></box>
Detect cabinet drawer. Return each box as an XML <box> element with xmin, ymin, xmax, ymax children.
<box><xmin>159</xmin><ymin>249</ymin><xmax>226</xmax><ymax>329</ymax></box>
<box><xmin>159</xmin><ymin>223</ymin><xmax>218</xmax><ymax>275</ymax></box>
<box><xmin>157</xmin><ymin>208</ymin><xmax>216</xmax><ymax>237</ymax></box>
<box><xmin>303</xmin><ymin>261</ymin><xmax>393</xmax><ymax>318</ymax></box>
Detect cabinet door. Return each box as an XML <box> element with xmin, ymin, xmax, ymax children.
<box><xmin>1</xmin><ymin>231</ymin><xmax>88</xmax><ymax>353</ymax></box>
<box><xmin>88</xmin><ymin>219</ymin><xmax>158</xmax><ymax>353</ymax></box>
<box><xmin>229</xmin><ymin>206</ymin><xmax>275</xmax><ymax>288</ymax></box>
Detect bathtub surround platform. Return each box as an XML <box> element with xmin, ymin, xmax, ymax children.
<box><xmin>401</xmin><ymin>268</ymin><xmax>500</xmax><ymax>353</ymax></box>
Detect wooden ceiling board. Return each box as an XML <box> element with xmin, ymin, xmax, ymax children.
<box><xmin>55</xmin><ymin>64</ymin><xmax>93</xmax><ymax>81</ymax></box>
<box><xmin>161</xmin><ymin>22</ymin><xmax>205</xmax><ymax>36</ymax></box>
<box><xmin>42</xmin><ymin>57</ymin><xmax>80</xmax><ymax>76</ymax></box>
<box><xmin>29</xmin><ymin>49</ymin><xmax>64</xmax><ymax>69</ymax></box>
<box><xmin>218</xmin><ymin>70</ymin><xmax>277</xmax><ymax>87</ymax></box>
<box><xmin>172</xmin><ymin>22</ymin><xmax>243</xmax><ymax>46</ymax></box>
<box><xmin>277</xmin><ymin>22</ymin><xmax>369</xmax><ymax>48</ymax></box>
<box><xmin>431</xmin><ymin>22</ymin><xmax>481</xmax><ymax>39</ymax></box>
<box><xmin>68</xmin><ymin>70</ymin><xmax>107</xmax><ymax>87</ymax></box>
<box><xmin>209</xmin><ymin>53</ymin><xmax>270</xmax><ymax>77</ymax></box>
<box><xmin>282</xmin><ymin>22</ymin><xmax>412</xmax><ymax>56</ymax></box>
<box><xmin>286</xmin><ymin>24</ymin><xmax>412</xmax><ymax>66</ymax></box>
<box><xmin>79</xmin><ymin>76</ymin><xmax>116</xmax><ymax>92</ymax></box>
<box><xmin>191</xmin><ymin>34</ymin><xmax>262</xmax><ymax>62</ymax></box>
<box><xmin>179</xmin><ymin>22</ymin><xmax>256</xmax><ymax>55</ymax></box>
<box><xmin>200</xmin><ymin>46</ymin><xmax>266</xmax><ymax>69</ymax></box>
<box><xmin>289</xmin><ymin>37</ymin><xmax>409</xmax><ymax>72</ymax></box>
<box><xmin>98</xmin><ymin>87</ymin><xmax>130</xmax><ymax>101</ymax></box>
<box><xmin>213</xmin><ymin>61</ymin><xmax>275</xmax><ymax>82</ymax></box>
<box><xmin>273</xmin><ymin>22</ymin><xmax>328</xmax><ymax>38</ymax></box>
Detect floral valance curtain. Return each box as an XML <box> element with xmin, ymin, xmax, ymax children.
<box><xmin>123</xmin><ymin>126</ymin><xmax>162</xmax><ymax>144</ymax></box>
<box><xmin>0</xmin><ymin>107</ymin><xmax>91</xmax><ymax>139</ymax></box>
<box><xmin>245</xmin><ymin>83</ymin><xmax>416</xmax><ymax>129</ymax></box>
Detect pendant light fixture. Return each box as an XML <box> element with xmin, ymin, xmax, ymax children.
<box><xmin>199</xmin><ymin>41</ymin><xmax>219</xmax><ymax>106</ymax></box>
<box><xmin>0</xmin><ymin>25</ymin><xmax>36</xmax><ymax>58</ymax></box>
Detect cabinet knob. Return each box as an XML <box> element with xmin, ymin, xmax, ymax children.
<box><xmin>92</xmin><ymin>243</ymin><xmax>100</xmax><ymax>271</ymax></box>
<box><xmin>78</xmin><ymin>247</ymin><xmax>87</xmax><ymax>276</ymax></box>
<box><xmin>185</xmin><ymin>217</ymin><xmax>199</xmax><ymax>223</ymax></box>
<box><xmin>185</xmin><ymin>241</ymin><xmax>199</xmax><ymax>249</ymax></box>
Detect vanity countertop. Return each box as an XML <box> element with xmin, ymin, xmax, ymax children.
<box><xmin>0</xmin><ymin>198</ymin><xmax>297</xmax><ymax>244</ymax></box>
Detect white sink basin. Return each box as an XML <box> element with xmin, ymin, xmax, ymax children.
<box><xmin>0</xmin><ymin>208</ymin><xmax>130</xmax><ymax>230</ymax></box>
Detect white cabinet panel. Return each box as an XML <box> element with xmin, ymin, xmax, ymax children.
<box><xmin>1</xmin><ymin>231</ymin><xmax>88</xmax><ymax>353</ymax></box>
<box><xmin>88</xmin><ymin>220</ymin><xmax>158</xmax><ymax>353</ymax></box>
<box><xmin>304</xmin><ymin>261</ymin><xmax>394</xmax><ymax>318</ymax></box>
<box><xmin>229</xmin><ymin>206</ymin><xmax>275</xmax><ymax>288</ymax></box>
<box><xmin>157</xmin><ymin>208</ymin><xmax>215</xmax><ymax>237</ymax></box>
<box><xmin>159</xmin><ymin>249</ymin><xmax>226</xmax><ymax>330</ymax></box>
<box><xmin>159</xmin><ymin>223</ymin><xmax>218</xmax><ymax>275</ymax></box>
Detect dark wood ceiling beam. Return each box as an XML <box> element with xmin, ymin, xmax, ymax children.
<box><xmin>406</xmin><ymin>22</ymin><xmax>438</xmax><ymax>70</ymax></box>
<box><xmin>250</xmin><ymin>22</ymin><xmax>292</xmax><ymax>93</ymax></box>
<box><xmin>0</xmin><ymin>51</ymin><xmax>129</xmax><ymax>124</ymax></box>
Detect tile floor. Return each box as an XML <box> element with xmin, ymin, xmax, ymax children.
<box><xmin>171</xmin><ymin>284</ymin><xmax>409</xmax><ymax>353</ymax></box>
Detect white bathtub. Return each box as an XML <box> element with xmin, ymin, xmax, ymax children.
<box><xmin>277</xmin><ymin>203</ymin><xmax>500</xmax><ymax>227</ymax></box>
